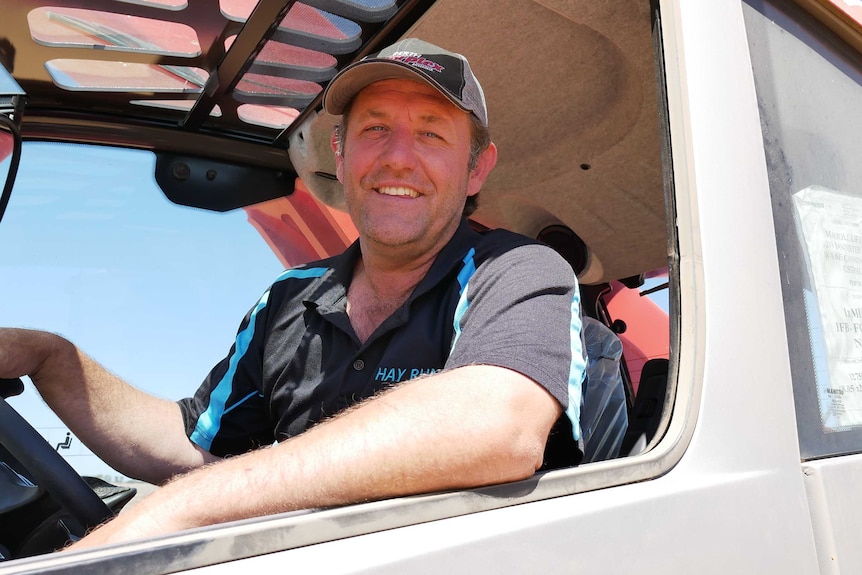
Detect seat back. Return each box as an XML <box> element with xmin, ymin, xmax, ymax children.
<box><xmin>536</xmin><ymin>225</ymin><xmax>628</xmax><ymax>463</ymax></box>
<box><xmin>580</xmin><ymin>317</ymin><xmax>628</xmax><ymax>462</ymax></box>
<box><xmin>620</xmin><ymin>358</ymin><xmax>669</xmax><ymax>456</ymax></box>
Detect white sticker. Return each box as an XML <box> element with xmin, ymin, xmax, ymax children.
<box><xmin>793</xmin><ymin>186</ymin><xmax>862</xmax><ymax>431</ymax></box>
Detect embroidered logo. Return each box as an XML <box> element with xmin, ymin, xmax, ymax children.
<box><xmin>388</xmin><ymin>51</ymin><xmax>445</xmax><ymax>74</ymax></box>
<box><xmin>374</xmin><ymin>366</ymin><xmax>442</xmax><ymax>383</ymax></box>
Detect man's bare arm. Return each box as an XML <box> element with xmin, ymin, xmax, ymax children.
<box><xmin>71</xmin><ymin>364</ymin><xmax>563</xmax><ymax>548</ymax></box>
<box><xmin>0</xmin><ymin>328</ymin><xmax>218</xmax><ymax>484</ymax></box>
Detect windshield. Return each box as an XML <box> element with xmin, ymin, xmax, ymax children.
<box><xmin>0</xmin><ymin>142</ymin><xmax>285</xmax><ymax>478</ymax></box>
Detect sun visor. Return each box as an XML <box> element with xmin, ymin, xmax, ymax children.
<box><xmin>288</xmin><ymin>110</ymin><xmax>346</xmax><ymax>211</ymax></box>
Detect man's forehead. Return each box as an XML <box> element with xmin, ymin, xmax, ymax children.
<box><xmin>351</xmin><ymin>78</ymin><xmax>463</xmax><ymax>114</ymax></box>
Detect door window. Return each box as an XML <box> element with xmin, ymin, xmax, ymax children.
<box><xmin>744</xmin><ymin>0</ymin><xmax>862</xmax><ymax>458</ymax></box>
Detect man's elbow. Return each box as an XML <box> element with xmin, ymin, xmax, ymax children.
<box><xmin>494</xmin><ymin>427</ymin><xmax>551</xmax><ymax>482</ymax></box>
<box><xmin>504</xmin><ymin>384</ymin><xmax>565</xmax><ymax>480</ymax></box>
<box><xmin>486</xmin><ymin>402</ymin><xmax>561</xmax><ymax>483</ymax></box>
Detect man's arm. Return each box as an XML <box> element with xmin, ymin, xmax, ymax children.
<box><xmin>0</xmin><ymin>328</ymin><xmax>218</xmax><ymax>484</ymax></box>
<box><xmin>70</xmin><ymin>364</ymin><xmax>562</xmax><ymax>549</ymax></box>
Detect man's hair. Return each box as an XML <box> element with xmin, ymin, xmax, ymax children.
<box><xmin>335</xmin><ymin>104</ymin><xmax>491</xmax><ymax>217</ymax></box>
<box><xmin>464</xmin><ymin>113</ymin><xmax>491</xmax><ymax>216</ymax></box>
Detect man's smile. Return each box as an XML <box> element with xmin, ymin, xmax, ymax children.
<box><xmin>375</xmin><ymin>186</ymin><xmax>420</xmax><ymax>198</ymax></box>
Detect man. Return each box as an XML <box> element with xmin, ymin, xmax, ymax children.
<box><xmin>0</xmin><ymin>38</ymin><xmax>584</xmax><ymax>548</ymax></box>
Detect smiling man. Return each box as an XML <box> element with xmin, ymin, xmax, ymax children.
<box><xmin>0</xmin><ymin>39</ymin><xmax>585</xmax><ymax>547</ymax></box>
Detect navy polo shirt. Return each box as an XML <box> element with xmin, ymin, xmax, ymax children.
<box><xmin>178</xmin><ymin>219</ymin><xmax>585</xmax><ymax>467</ymax></box>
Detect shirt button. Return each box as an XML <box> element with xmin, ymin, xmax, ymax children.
<box><xmin>352</xmin><ymin>359</ymin><xmax>365</xmax><ymax>371</ymax></box>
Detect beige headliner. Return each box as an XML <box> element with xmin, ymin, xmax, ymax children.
<box><xmin>289</xmin><ymin>0</ymin><xmax>667</xmax><ymax>285</ymax></box>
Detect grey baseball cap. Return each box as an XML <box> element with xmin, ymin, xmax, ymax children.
<box><xmin>322</xmin><ymin>38</ymin><xmax>488</xmax><ymax>127</ymax></box>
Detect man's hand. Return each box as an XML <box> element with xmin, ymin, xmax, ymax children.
<box><xmin>67</xmin><ymin>491</ymin><xmax>183</xmax><ymax>550</ymax></box>
<box><xmin>0</xmin><ymin>328</ymin><xmax>57</xmax><ymax>382</ymax></box>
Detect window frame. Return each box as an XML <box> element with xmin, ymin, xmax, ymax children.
<box><xmin>744</xmin><ymin>0</ymin><xmax>862</xmax><ymax>460</ymax></box>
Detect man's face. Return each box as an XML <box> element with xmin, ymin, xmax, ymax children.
<box><xmin>334</xmin><ymin>78</ymin><xmax>496</xmax><ymax>258</ymax></box>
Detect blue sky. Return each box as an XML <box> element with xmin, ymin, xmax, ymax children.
<box><xmin>0</xmin><ymin>142</ymin><xmax>285</xmax><ymax>477</ymax></box>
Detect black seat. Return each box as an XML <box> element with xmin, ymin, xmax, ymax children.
<box><xmin>620</xmin><ymin>358</ymin><xmax>669</xmax><ymax>456</ymax></box>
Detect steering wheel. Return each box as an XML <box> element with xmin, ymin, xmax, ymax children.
<box><xmin>0</xmin><ymin>378</ymin><xmax>112</xmax><ymax>537</ymax></box>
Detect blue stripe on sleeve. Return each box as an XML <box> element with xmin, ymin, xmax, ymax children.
<box><xmin>190</xmin><ymin>267</ymin><xmax>328</xmax><ymax>451</ymax></box>
<box><xmin>565</xmin><ymin>286</ymin><xmax>586</xmax><ymax>442</ymax></box>
<box><xmin>450</xmin><ymin>248</ymin><xmax>477</xmax><ymax>353</ymax></box>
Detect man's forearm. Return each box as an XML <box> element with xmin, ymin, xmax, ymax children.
<box><xmin>0</xmin><ymin>328</ymin><xmax>213</xmax><ymax>484</ymax></box>
<box><xmin>70</xmin><ymin>364</ymin><xmax>561</xmax><ymax>549</ymax></box>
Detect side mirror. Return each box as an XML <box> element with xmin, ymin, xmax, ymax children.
<box><xmin>0</xmin><ymin>61</ymin><xmax>24</xmax><ymax>225</ymax></box>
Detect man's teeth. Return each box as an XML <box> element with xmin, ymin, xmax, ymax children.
<box><xmin>377</xmin><ymin>186</ymin><xmax>419</xmax><ymax>198</ymax></box>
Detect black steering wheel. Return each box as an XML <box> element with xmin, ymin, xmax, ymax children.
<box><xmin>0</xmin><ymin>378</ymin><xmax>112</xmax><ymax>537</ymax></box>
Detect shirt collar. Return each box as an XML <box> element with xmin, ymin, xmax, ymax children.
<box><xmin>408</xmin><ymin>218</ymin><xmax>481</xmax><ymax>303</ymax></box>
<box><xmin>310</xmin><ymin>217</ymin><xmax>481</xmax><ymax>312</ymax></box>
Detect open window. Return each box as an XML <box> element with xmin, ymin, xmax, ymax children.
<box><xmin>0</xmin><ymin>0</ymin><xmax>684</xmax><ymax>569</ymax></box>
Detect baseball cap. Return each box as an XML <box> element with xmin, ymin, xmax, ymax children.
<box><xmin>322</xmin><ymin>38</ymin><xmax>488</xmax><ymax>127</ymax></box>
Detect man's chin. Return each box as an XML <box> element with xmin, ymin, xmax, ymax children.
<box><xmin>359</xmin><ymin>216</ymin><xmax>426</xmax><ymax>244</ymax></box>
<box><xmin>364</xmin><ymin>230</ymin><xmax>421</xmax><ymax>249</ymax></box>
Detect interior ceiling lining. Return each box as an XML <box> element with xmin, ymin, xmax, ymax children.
<box><xmin>289</xmin><ymin>0</ymin><xmax>667</xmax><ymax>284</ymax></box>
<box><xmin>404</xmin><ymin>0</ymin><xmax>667</xmax><ymax>283</ymax></box>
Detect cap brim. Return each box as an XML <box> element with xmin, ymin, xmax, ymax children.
<box><xmin>322</xmin><ymin>59</ymin><xmax>470</xmax><ymax>117</ymax></box>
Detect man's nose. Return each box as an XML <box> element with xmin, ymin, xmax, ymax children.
<box><xmin>378</xmin><ymin>125</ymin><xmax>418</xmax><ymax>170</ymax></box>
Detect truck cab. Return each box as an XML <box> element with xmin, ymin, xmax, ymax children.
<box><xmin>1</xmin><ymin>0</ymin><xmax>861</xmax><ymax>572</ymax></box>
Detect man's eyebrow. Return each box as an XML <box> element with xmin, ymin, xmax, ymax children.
<box><xmin>418</xmin><ymin>114</ymin><xmax>449</xmax><ymax>125</ymax></box>
<box><xmin>363</xmin><ymin>109</ymin><xmax>389</xmax><ymax>119</ymax></box>
<box><xmin>359</xmin><ymin>108</ymin><xmax>451</xmax><ymax>125</ymax></box>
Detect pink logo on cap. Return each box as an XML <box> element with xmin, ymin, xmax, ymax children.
<box><xmin>388</xmin><ymin>51</ymin><xmax>444</xmax><ymax>74</ymax></box>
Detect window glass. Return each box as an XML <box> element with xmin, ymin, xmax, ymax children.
<box><xmin>237</xmin><ymin>103</ymin><xmax>299</xmax><ymax>129</ymax></box>
<box><xmin>602</xmin><ymin>268</ymin><xmax>670</xmax><ymax>393</ymax></box>
<box><xmin>0</xmin><ymin>143</ymin><xmax>284</xmax><ymax>477</ymax></box>
<box><xmin>233</xmin><ymin>73</ymin><xmax>322</xmax><ymax>107</ymax></box>
<box><xmin>115</xmin><ymin>0</ymin><xmax>187</xmax><ymax>9</ymax></box>
<box><xmin>220</xmin><ymin>1</ymin><xmax>359</xmax><ymax>42</ymax></box>
<box><xmin>28</xmin><ymin>8</ymin><xmax>201</xmax><ymax>56</ymax></box>
<box><xmin>130</xmin><ymin>100</ymin><xmax>222</xmax><ymax>116</ymax></box>
<box><xmin>743</xmin><ymin>0</ymin><xmax>862</xmax><ymax>457</ymax></box>
<box><xmin>45</xmin><ymin>59</ymin><xmax>207</xmax><ymax>92</ymax></box>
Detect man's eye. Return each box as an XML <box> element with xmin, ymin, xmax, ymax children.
<box><xmin>422</xmin><ymin>131</ymin><xmax>441</xmax><ymax>139</ymax></box>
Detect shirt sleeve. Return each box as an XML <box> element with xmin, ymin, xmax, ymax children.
<box><xmin>445</xmin><ymin>241</ymin><xmax>585</xmax><ymax>415</ymax></box>
<box><xmin>177</xmin><ymin>288</ymin><xmax>275</xmax><ymax>457</ymax></box>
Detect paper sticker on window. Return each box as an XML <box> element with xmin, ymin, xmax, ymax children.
<box><xmin>793</xmin><ymin>186</ymin><xmax>862</xmax><ymax>431</ymax></box>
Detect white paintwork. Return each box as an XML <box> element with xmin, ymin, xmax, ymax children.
<box><xmin>803</xmin><ymin>454</ymin><xmax>862</xmax><ymax>574</ymax></box>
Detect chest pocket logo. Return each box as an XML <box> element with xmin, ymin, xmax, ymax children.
<box><xmin>374</xmin><ymin>367</ymin><xmax>442</xmax><ymax>383</ymax></box>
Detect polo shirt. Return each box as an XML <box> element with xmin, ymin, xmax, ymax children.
<box><xmin>178</xmin><ymin>219</ymin><xmax>585</xmax><ymax>468</ymax></box>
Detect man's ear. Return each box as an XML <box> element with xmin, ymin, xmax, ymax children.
<box><xmin>467</xmin><ymin>142</ymin><xmax>498</xmax><ymax>197</ymax></box>
<box><xmin>331</xmin><ymin>127</ymin><xmax>344</xmax><ymax>183</ymax></box>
